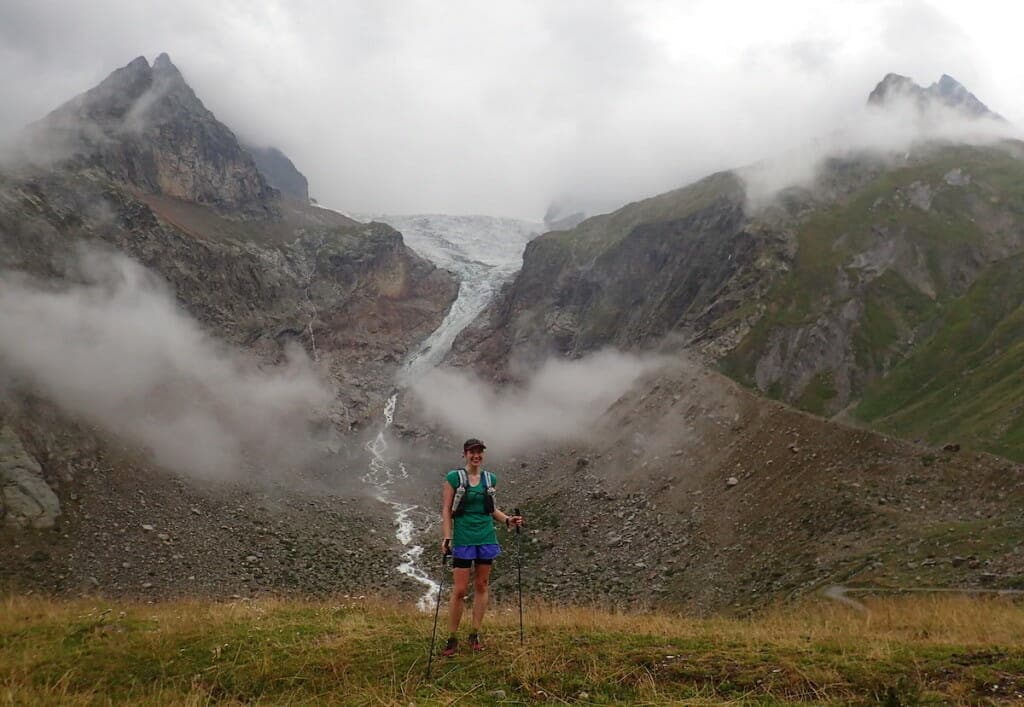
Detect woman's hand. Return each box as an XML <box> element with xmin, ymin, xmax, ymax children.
<box><xmin>441</xmin><ymin>538</ymin><xmax>452</xmax><ymax>556</ymax></box>
<box><xmin>505</xmin><ymin>515</ymin><xmax>524</xmax><ymax>529</ymax></box>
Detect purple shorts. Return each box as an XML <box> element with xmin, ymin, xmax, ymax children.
<box><xmin>451</xmin><ymin>544</ymin><xmax>502</xmax><ymax>562</ymax></box>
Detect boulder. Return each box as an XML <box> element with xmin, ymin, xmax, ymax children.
<box><xmin>0</xmin><ymin>425</ymin><xmax>60</xmax><ymax>528</ymax></box>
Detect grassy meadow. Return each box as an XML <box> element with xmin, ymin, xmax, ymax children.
<box><xmin>2</xmin><ymin>593</ymin><xmax>1023</xmax><ymax>705</ymax></box>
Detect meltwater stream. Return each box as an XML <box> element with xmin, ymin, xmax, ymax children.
<box><xmin>360</xmin><ymin>214</ymin><xmax>541</xmax><ymax>609</ymax></box>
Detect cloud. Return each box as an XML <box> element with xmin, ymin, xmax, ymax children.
<box><xmin>0</xmin><ymin>246</ymin><xmax>334</xmax><ymax>481</ymax></box>
<box><xmin>739</xmin><ymin>94</ymin><xmax>1019</xmax><ymax>210</ymax></box>
<box><xmin>407</xmin><ymin>349</ymin><xmax>668</xmax><ymax>454</ymax></box>
<box><xmin>1</xmin><ymin>1</ymin><xmax>1023</xmax><ymax>218</ymax></box>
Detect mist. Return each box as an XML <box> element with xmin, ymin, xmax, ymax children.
<box><xmin>740</xmin><ymin>93</ymin><xmax>1020</xmax><ymax>210</ymax></box>
<box><xmin>2</xmin><ymin>1</ymin><xmax>1023</xmax><ymax>218</ymax></box>
<box><xmin>0</xmin><ymin>247</ymin><xmax>334</xmax><ymax>481</ymax></box>
<box><xmin>408</xmin><ymin>350</ymin><xmax>669</xmax><ymax>454</ymax></box>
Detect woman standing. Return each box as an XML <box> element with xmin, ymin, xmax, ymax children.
<box><xmin>440</xmin><ymin>438</ymin><xmax>523</xmax><ymax>655</ymax></box>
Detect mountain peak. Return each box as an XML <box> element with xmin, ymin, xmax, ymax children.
<box><xmin>867</xmin><ymin>72</ymin><xmax>1000</xmax><ymax>120</ymax></box>
<box><xmin>126</xmin><ymin>55</ymin><xmax>150</xmax><ymax>71</ymax></box>
<box><xmin>151</xmin><ymin>52</ymin><xmax>188</xmax><ymax>86</ymax></box>
<box><xmin>26</xmin><ymin>54</ymin><xmax>276</xmax><ymax>215</ymax></box>
<box><xmin>929</xmin><ymin>74</ymin><xmax>993</xmax><ymax>117</ymax></box>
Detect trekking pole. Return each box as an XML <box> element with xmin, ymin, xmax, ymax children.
<box><xmin>515</xmin><ymin>507</ymin><xmax>524</xmax><ymax>645</ymax></box>
<box><xmin>426</xmin><ymin>548</ymin><xmax>449</xmax><ymax>679</ymax></box>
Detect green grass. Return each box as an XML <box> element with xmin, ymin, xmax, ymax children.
<box><xmin>3</xmin><ymin>594</ymin><xmax>1024</xmax><ymax>704</ymax></box>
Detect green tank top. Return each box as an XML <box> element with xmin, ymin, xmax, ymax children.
<box><xmin>447</xmin><ymin>469</ymin><xmax>499</xmax><ymax>546</ymax></box>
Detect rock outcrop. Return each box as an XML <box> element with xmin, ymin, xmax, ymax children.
<box><xmin>0</xmin><ymin>425</ymin><xmax>59</xmax><ymax>529</ymax></box>
<box><xmin>24</xmin><ymin>53</ymin><xmax>277</xmax><ymax>216</ymax></box>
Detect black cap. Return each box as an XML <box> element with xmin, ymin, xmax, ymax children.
<box><xmin>463</xmin><ymin>438</ymin><xmax>486</xmax><ymax>452</ymax></box>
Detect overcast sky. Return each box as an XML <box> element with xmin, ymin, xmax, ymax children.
<box><xmin>1</xmin><ymin>0</ymin><xmax>1022</xmax><ymax>218</ymax></box>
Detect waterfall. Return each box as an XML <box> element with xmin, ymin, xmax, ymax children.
<box><xmin>359</xmin><ymin>214</ymin><xmax>540</xmax><ymax>610</ymax></box>
<box><xmin>363</xmin><ymin>394</ymin><xmax>439</xmax><ymax>611</ymax></box>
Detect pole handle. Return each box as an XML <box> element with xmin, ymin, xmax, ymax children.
<box><xmin>514</xmin><ymin>507</ymin><xmax>521</xmax><ymax>534</ymax></box>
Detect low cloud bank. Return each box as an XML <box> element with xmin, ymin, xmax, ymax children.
<box><xmin>409</xmin><ymin>350</ymin><xmax>668</xmax><ymax>454</ymax></box>
<box><xmin>0</xmin><ymin>247</ymin><xmax>333</xmax><ymax>481</ymax></box>
<box><xmin>740</xmin><ymin>95</ymin><xmax>1020</xmax><ymax>210</ymax></box>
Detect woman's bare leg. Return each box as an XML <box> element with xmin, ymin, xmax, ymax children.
<box><xmin>471</xmin><ymin>563</ymin><xmax>492</xmax><ymax>632</ymax></box>
<box><xmin>448</xmin><ymin>567</ymin><xmax>471</xmax><ymax>634</ymax></box>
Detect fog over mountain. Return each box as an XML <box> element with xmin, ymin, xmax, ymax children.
<box><xmin>0</xmin><ymin>247</ymin><xmax>333</xmax><ymax>482</ymax></box>
<box><xmin>3</xmin><ymin>1</ymin><xmax>1023</xmax><ymax>218</ymax></box>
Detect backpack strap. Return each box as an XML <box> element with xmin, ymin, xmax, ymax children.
<box><xmin>482</xmin><ymin>470</ymin><xmax>496</xmax><ymax>512</ymax></box>
<box><xmin>451</xmin><ymin>468</ymin><xmax>469</xmax><ymax>515</ymax></box>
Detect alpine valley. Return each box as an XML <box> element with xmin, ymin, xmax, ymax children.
<box><xmin>2</xmin><ymin>56</ymin><xmax>1023</xmax><ymax>613</ymax></box>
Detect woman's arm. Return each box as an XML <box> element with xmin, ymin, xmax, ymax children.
<box><xmin>441</xmin><ymin>481</ymin><xmax>455</xmax><ymax>552</ymax></box>
<box><xmin>492</xmin><ymin>508</ymin><xmax>524</xmax><ymax>528</ymax></box>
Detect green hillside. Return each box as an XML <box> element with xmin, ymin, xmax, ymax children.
<box><xmin>855</xmin><ymin>252</ymin><xmax>1024</xmax><ymax>460</ymax></box>
<box><xmin>724</xmin><ymin>143</ymin><xmax>1024</xmax><ymax>427</ymax></box>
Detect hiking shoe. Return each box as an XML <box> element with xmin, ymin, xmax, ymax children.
<box><xmin>441</xmin><ymin>637</ymin><xmax>458</xmax><ymax>657</ymax></box>
<box><xmin>468</xmin><ymin>633</ymin><xmax>484</xmax><ymax>651</ymax></box>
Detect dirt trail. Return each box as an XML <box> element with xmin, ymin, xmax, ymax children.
<box><xmin>823</xmin><ymin>585</ymin><xmax>1024</xmax><ymax>612</ymax></box>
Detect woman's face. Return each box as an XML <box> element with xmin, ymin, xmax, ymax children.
<box><xmin>464</xmin><ymin>447</ymin><xmax>484</xmax><ymax>466</ymax></box>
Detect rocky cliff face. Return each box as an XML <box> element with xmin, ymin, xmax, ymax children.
<box><xmin>449</xmin><ymin>170</ymin><xmax>795</xmax><ymax>377</ymax></box>
<box><xmin>24</xmin><ymin>54</ymin><xmax>277</xmax><ymax>216</ymax></box>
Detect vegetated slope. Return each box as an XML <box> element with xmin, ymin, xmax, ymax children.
<box><xmin>724</xmin><ymin>143</ymin><xmax>1024</xmax><ymax>451</ymax></box>
<box><xmin>452</xmin><ymin>137</ymin><xmax>1024</xmax><ymax>459</ymax></box>
<box><xmin>854</xmin><ymin>251</ymin><xmax>1024</xmax><ymax>460</ymax></box>
<box><xmin>451</xmin><ymin>73</ymin><xmax>1024</xmax><ymax>460</ymax></box>
<box><xmin>488</xmin><ymin>358</ymin><xmax>1024</xmax><ymax>613</ymax></box>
